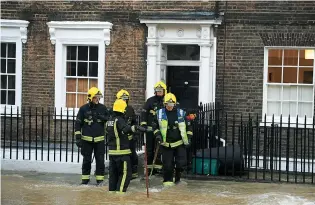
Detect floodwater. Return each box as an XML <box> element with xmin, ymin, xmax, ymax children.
<box><xmin>1</xmin><ymin>171</ymin><xmax>315</xmax><ymax>205</ymax></box>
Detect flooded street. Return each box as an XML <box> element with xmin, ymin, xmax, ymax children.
<box><xmin>1</xmin><ymin>170</ymin><xmax>315</xmax><ymax>205</ymax></box>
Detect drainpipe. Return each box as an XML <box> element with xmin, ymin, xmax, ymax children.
<box><xmin>222</xmin><ymin>1</ymin><xmax>228</xmax><ymax>112</ymax></box>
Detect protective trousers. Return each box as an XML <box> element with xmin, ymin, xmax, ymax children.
<box><xmin>81</xmin><ymin>140</ymin><xmax>105</xmax><ymax>183</ymax></box>
<box><xmin>109</xmin><ymin>155</ymin><xmax>132</xmax><ymax>193</ymax></box>
<box><xmin>129</xmin><ymin>139</ymin><xmax>139</xmax><ymax>177</ymax></box>
<box><xmin>161</xmin><ymin>145</ymin><xmax>187</xmax><ymax>183</ymax></box>
<box><xmin>146</xmin><ymin>132</ymin><xmax>162</xmax><ymax>172</ymax></box>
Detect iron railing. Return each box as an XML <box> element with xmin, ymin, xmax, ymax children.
<box><xmin>1</xmin><ymin>105</ymin><xmax>314</xmax><ymax>184</ymax></box>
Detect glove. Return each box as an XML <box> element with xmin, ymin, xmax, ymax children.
<box><xmin>75</xmin><ymin>134</ymin><xmax>82</xmax><ymax>148</ymax></box>
<box><xmin>155</xmin><ymin>135</ymin><xmax>162</xmax><ymax>144</ymax></box>
<box><xmin>185</xmin><ymin>135</ymin><xmax>192</xmax><ymax>148</ymax></box>
<box><xmin>135</xmin><ymin>125</ymin><xmax>147</xmax><ymax>132</ymax></box>
<box><xmin>186</xmin><ymin>114</ymin><xmax>196</xmax><ymax>121</ymax></box>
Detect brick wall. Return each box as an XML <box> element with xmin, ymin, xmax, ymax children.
<box><xmin>215</xmin><ymin>1</ymin><xmax>315</xmax><ymax>117</ymax></box>
<box><xmin>0</xmin><ymin>1</ymin><xmax>216</xmax><ymax>113</ymax></box>
<box><xmin>1</xmin><ymin>1</ymin><xmax>314</xmax><ymax>116</ymax></box>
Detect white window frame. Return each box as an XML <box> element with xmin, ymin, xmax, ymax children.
<box><xmin>262</xmin><ymin>46</ymin><xmax>315</xmax><ymax>128</ymax></box>
<box><xmin>47</xmin><ymin>21</ymin><xmax>112</xmax><ymax>117</ymax></box>
<box><xmin>0</xmin><ymin>19</ymin><xmax>29</xmax><ymax>116</ymax></box>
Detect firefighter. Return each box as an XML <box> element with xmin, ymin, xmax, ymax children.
<box><xmin>116</xmin><ymin>89</ymin><xmax>139</xmax><ymax>179</ymax></box>
<box><xmin>107</xmin><ymin>99</ymin><xmax>147</xmax><ymax>193</ymax></box>
<box><xmin>75</xmin><ymin>87</ymin><xmax>109</xmax><ymax>185</ymax></box>
<box><xmin>152</xmin><ymin>93</ymin><xmax>193</xmax><ymax>186</ymax></box>
<box><xmin>140</xmin><ymin>81</ymin><xmax>167</xmax><ymax>175</ymax></box>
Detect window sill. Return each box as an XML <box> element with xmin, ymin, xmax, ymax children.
<box><xmin>0</xmin><ymin>105</ymin><xmax>21</xmax><ymax>117</ymax></box>
<box><xmin>53</xmin><ymin>108</ymin><xmax>78</xmax><ymax>120</ymax></box>
<box><xmin>259</xmin><ymin>122</ymin><xmax>314</xmax><ymax>129</ymax></box>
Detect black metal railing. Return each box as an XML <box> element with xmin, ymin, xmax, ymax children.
<box><xmin>186</xmin><ymin>103</ymin><xmax>315</xmax><ymax>184</ymax></box>
<box><xmin>1</xmin><ymin>104</ymin><xmax>314</xmax><ymax>184</ymax></box>
<box><xmin>0</xmin><ymin>106</ymin><xmax>144</xmax><ymax>163</ymax></box>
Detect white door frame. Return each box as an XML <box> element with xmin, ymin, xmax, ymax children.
<box><xmin>140</xmin><ymin>19</ymin><xmax>221</xmax><ymax>104</ymax></box>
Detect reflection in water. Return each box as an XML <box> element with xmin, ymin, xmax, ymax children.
<box><xmin>1</xmin><ymin>171</ymin><xmax>315</xmax><ymax>205</ymax></box>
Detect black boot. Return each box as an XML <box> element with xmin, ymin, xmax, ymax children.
<box><xmin>96</xmin><ymin>180</ymin><xmax>104</xmax><ymax>186</ymax></box>
<box><xmin>174</xmin><ymin>169</ymin><xmax>181</xmax><ymax>184</ymax></box>
<box><xmin>81</xmin><ymin>179</ymin><xmax>90</xmax><ymax>185</ymax></box>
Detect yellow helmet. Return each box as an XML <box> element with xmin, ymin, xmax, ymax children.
<box><xmin>164</xmin><ymin>93</ymin><xmax>176</xmax><ymax>106</ymax></box>
<box><xmin>116</xmin><ymin>89</ymin><xmax>130</xmax><ymax>100</ymax></box>
<box><xmin>87</xmin><ymin>87</ymin><xmax>103</xmax><ymax>101</ymax></box>
<box><xmin>154</xmin><ymin>81</ymin><xmax>167</xmax><ymax>94</ymax></box>
<box><xmin>113</xmin><ymin>99</ymin><xmax>127</xmax><ymax>113</ymax></box>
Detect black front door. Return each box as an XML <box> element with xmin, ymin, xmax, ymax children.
<box><xmin>167</xmin><ymin>66</ymin><xmax>199</xmax><ymax>109</ymax></box>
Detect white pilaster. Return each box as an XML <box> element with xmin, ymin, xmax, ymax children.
<box><xmin>145</xmin><ymin>24</ymin><xmax>158</xmax><ymax>99</ymax></box>
<box><xmin>198</xmin><ymin>25</ymin><xmax>213</xmax><ymax>104</ymax></box>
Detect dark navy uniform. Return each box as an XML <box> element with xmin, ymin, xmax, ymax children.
<box><xmin>140</xmin><ymin>95</ymin><xmax>164</xmax><ymax>172</ymax></box>
<box><xmin>75</xmin><ymin>102</ymin><xmax>109</xmax><ymax>184</ymax></box>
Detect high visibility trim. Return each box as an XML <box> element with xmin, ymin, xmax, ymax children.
<box><xmin>147</xmin><ymin>164</ymin><xmax>163</xmax><ymax>169</ymax></box>
<box><xmin>95</xmin><ymin>175</ymin><xmax>104</xmax><ymax>180</ymax></box>
<box><xmin>128</xmin><ymin>135</ymin><xmax>133</xmax><ymax>140</ymax></box>
<box><xmin>97</xmin><ymin>119</ymin><xmax>102</xmax><ymax>123</ymax></box>
<box><xmin>131</xmin><ymin>125</ymin><xmax>136</xmax><ymax>133</ymax></box>
<box><xmin>75</xmin><ymin>131</ymin><xmax>81</xmax><ymax>135</ymax></box>
<box><xmin>81</xmin><ymin>136</ymin><xmax>104</xmax><ymax>142</ymax></box>
<box><xmin>116</xmin><ymin>191</ymin><xmax>126</xmax><ymax>194</ymax></box>
<box><xmin>120</xmin><ymin>161</ymin><xmax>127</xmax><ymax>192</ymax></box>
<box><xmin>163</xmin><ymin>181</ymin><xmax>175</xmax><ymax>186</ymax></box>
<box><xmin>149</xmin><ymin>110</ymin><xmax>156</xmax><ymax>115</ymax></box>
<box><xmin>187</xmin><ymin>131</ymin><xmax>193</xmax><ymax>135</ymax></box>
<box><xmin>108</xmin><ymin>149</ymin><xmax>131</xmax><ymax>155</ymax></box>
<box><xmin>140</xmin><ymin>121</ymin><xmax>147</xmax><ymax>126</ymax></box>
<box><xmin>94</xmin><ymin>136</ymin><xmax>105</xmax><ymax>142</ymax></box>
<box><xmin>114</xmin><ymin>119</ymin><xmax>120</xmax><ymax>150</ymax></box>
<box><xmin>153</xmin><ymin>129</ymin><xmax>159</xmax><ymax>134</ymax></box>
<box><xmin>161</xmin><ymin>140</ymin><xmax>183</xmax><ymax>148</ymax></box>
<box><xmin>82</xmin><ymin>175</ymin><xmax>90</xmax><ymax>180</ymax></box>
<box><xmin>147</xmin><ymin>126</ymin><xmax>153</xmax><ymax>132</ymax></box>
<box><xmin>132</xmin><ymin>173</ymin><xmax>138</xmax><ymax>178</ymax></box>
<box><xmin>84</xmin><ymin>119</ymin><xmax>93</xmax><ymax>125</ymax></box>
<box><xmin>81</xmin><ymin>136</ymin><xmax>93</xmax><ymax>141</ymax></box>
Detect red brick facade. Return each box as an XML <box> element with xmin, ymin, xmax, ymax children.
<box><xmin>1</xmin><ymin>1</ymin><xmax>315</xmax><ymax>115</ymax></box>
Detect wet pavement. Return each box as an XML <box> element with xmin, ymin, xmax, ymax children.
<box><xmin>1</xmin><ymin>170</ymin><xmax>315</xmax><ymax>205</ymax></box>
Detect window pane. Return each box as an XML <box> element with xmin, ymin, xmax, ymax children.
<box><xmin>268</xmin><ymin>49</ymin><xmax>282</xmax><ymax>65</ymax></box>
<box><xmin>66</xmin><ymin>62</ymin><xmax>76</xmax><ymax>76</ymax></box>
<box><xmin>298</xmin><ymin>86</ymin><xmax>313</xmax><ymax>102</ymax></box>
<box><xmin>89</xmin><ymin>46</ymin><xmax>98</xmax><ymax>61</ymax></box>
<box><xmin>7</xmin><ymin>59</ymin><xmax>15</xmax><ymax>73</ymax></box>
<box><xmin>89</xmin><ymin>79</ymin><xmax>98</xmax><ymax>88</ymax></box>
<box><xmin>299</xmin><ymin>50</ymin><xmax>314</xmax><ymax>66</ymax></box>
<box><xmin>283</xmin><ymin>86</ymin><xmax>297</xmax><ymax>101</ymax></box>
<box><xmin>77</xmin><ymin>62</ymin><xmax>88</xmax><ymax>76</ymax></box>
<box><xmin>267</xmin><ymin>101</ymin><xmax>281</xmax><ymax>116</ymax></box>
<box><xmin>282</xmin><ymin>102</ymin><xmax>297</xmax><ymax>117</ymax></box>
<box><xmin>298</xmin><ymin>102</ymin><xmax>312</xmax><ymax>118</ymax></box>
<box><xmin>1</xmin><ymin>75</ymin><xmax>7</xmax><ymax>89</ymax></box>
<box><xmin>77</xmin><ymin>94</ymin><xmax>86</xmax><ymax>107</ymax></box>
<box><xmin>167</xmin><ymin>45</ymin><xmax>200</xmax><ymax>60</ymax></box>
<box><xmin>7</xmin><ymin>91</ymin><xmax>15</xmax><ymax>105</ymax></box>
<box><xmin>283</xmin><ymin>67</ymin><xmax>297</xmax><ymax>83</ymax></box>
<box><xmin>78</xmin><ymin>79</ymin><xmax>88</xmax><ymax>93</ymax></box>
<box><xmin>1</xmin><ymin>90</ymin><xmax>6</xmax><ymax>104</ymax></box>
<box><xmin>66</xmin><ymin>79</ymin><xmax>76</xmax><ymax>92</ymax></box>
<box><xmin>268</xmin><ymin>67</ymin><xmax>282</xmax><ymax>83</ymax></box>
<box><xmin>283</xmin><ymin>49</ymin><xmax>298</xmax><ymax>66</ymax></box>
<box><xmin>1</xmin><ymin>43</ymin><xmax>6</xmax><ymax>58</ymax></box>
<box><xmin>7</xmin><ymin>75</ymin><xmax>15</xmax><ymax>89</ymax></box>
<box><xmin>267</xmin><ymin>85</ymin><xmax>281</xmax><ymax>100</ymax></box>
<box><xmin>78</xmin><ymin>46</ymin><xmax>88</xmax><ymax>61</ymax></box>
<box><xmin>299</xmin><ymin>67</ymin><xmax>313</xmax><ymax>84</ymax></box>
<box><xmin>89</xmin><ymin>62</ymin><xmax>98</xmax><ymax>77</ymax></box>
<box><xmin>67</xmin><ymin>46</ymin><xmax>77</xmax><ymax>60</ymax></box>
<box><xmin>66</xmin><ymin>93</ymin><xmax>76</xmax><ymax>108</ymax></box>
<box><xmin>1</xmin><ymin>59</ymin><xmax>6</xmax><ymax>73</ymax></box>
<box><xmin>7</xmin><ymin>43</ymin><xmax>16</xmax><ymax>58</ymax></box>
